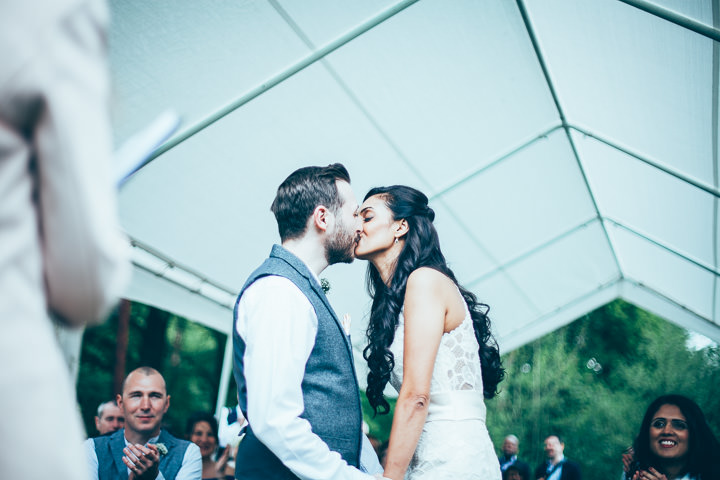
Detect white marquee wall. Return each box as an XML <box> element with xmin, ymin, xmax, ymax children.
<box><xmin>109</xmin><ymin>0</ymin><xmax>720</xmax><ymax>407</ymax></box>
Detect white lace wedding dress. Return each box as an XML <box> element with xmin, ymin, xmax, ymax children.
<box><xmin>389</xmin><ymin>302</ymin><xmax>501</xmax><ymax>480</ymax></box>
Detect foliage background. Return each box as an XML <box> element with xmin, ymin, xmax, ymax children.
<box><xmin>484</xmin><ymin>300</ymin><xmax>720</xmax><ymax>480</ymax></box>
<box><xmin>77</xmin><ymin>302</ymin><xmax>227</xmax><ymax>437</ymax></box>
<box><xmin>77</xmin><ymin>299</ymin><xmax>720</xmax><ymax>480</ymax></box>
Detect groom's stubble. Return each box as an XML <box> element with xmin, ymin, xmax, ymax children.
<box><xmin>325</xmin><ymin>213</ymin><xmax>359</xmax><ymax>265</ymax></box>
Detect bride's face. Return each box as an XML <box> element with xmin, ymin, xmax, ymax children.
<box><xmin>355</xmin><ymin>195</ymin><xmax>399</xmax><ymax>260</ymax></box>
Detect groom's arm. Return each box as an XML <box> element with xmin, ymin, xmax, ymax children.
<box><xmin>237</xmin><ymin>277</ymin><xmax>375</xmax><ymax>480</ymax></box>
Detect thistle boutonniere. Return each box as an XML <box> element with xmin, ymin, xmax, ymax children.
<box><xmin>152</xmin><ymin>443</ymin><xmax>168</xmax><ymax>456</ymax></box>
<box><xmin>320</xmin><ymin>277</ymin><xmax>331</xmax><ymax>294</ymax></box>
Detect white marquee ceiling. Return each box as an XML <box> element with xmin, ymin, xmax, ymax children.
<box><xmin>111</xmin><ymin>0</ymin><xmax>720</xmax><ymax>397</ymax></box>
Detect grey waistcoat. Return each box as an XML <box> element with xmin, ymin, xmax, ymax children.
<box><xmin>232</xmin><ymin>245</ymin><xmax>363</xmax><ymax>479</ymax></box>
<box><xmin>93</xmin><ymin>429</ymin><xmax>190</xmax><ymax>480</ymax></box>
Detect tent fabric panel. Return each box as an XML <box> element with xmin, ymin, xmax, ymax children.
<box><xmin>621</xmin><ymin>279</ymin><xmax>720</xmax><ymax>343</ymax></box>
<box><xmin>503</xmin><ymin>221</ymin><xmax>620</xmax><ymax>316</ymax></box>
<box><xmin>275</xmin><ymin>0</ymin><xmax>399</xmax><ymax>47</ymax></box>
<box><xmin>576</xmin><ymin>131</ymin><xmax>716</xmax><ymax>268</ymax></box>
<box><xmin>320</xmin><ymin>0</ymin><xmax>560</xmax><ymax>190</ymax></box>
<box><xmin>108</xmin><ymin>0</ymin><xmax>311</xmax><ymax>147</ymax></box>
<box><xmin>125</xmin><ymin>266</ymin><xmax>232</xmax><ymax>334</ymax></box>
<box><xmin>497</xmin><ymin>281</ymin><xmax>622</xmax><ymax>353</ymax></box>
<box><xmin>526</xmin><ymin>0</ymin><xmax>716</xmax><ymax>185</ymax></box>
<box><xmin>470</xmin><ymin>272</ymin><xmax>541</xmax><ymax>339</ymax></box>
<box><xmin>119</xmin><ymin>61</ymin><xmax>428</xmax><ymax>289</ymax></box>
<box><xmin>439</xmin><ymin>130</ymin><xmax>597</xmax><ymax>266</ymax></box>
<box><xmin>430</xmin><ymin>200</ymin><xmax>497</xmax><ymax>284</ymax></box>
<box><xmin>609</xmin><ymin>224</ymin><xmax>716</xmax><ymax>320</ymax></box>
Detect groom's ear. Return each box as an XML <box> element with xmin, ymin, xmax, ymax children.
<box><xmin>312</xmin><ymin>205</ymin><xmax>330</xmax><ymax>233</ymax></box>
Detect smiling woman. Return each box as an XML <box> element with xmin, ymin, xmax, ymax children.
<box><xmin>625</xmin><ymin>395</ymin><xmax>720</xmax><ymax>480</ymax></box>
<box><xmin>185</xmin><ymin>411</ymin><xmax>234</xmax><ymax>480</ymax></box>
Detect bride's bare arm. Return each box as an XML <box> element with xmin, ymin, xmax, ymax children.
<box><xmin>382</xmin><ymin>268</ymin><xmax>448</xmax><ymax>480</ymax></box>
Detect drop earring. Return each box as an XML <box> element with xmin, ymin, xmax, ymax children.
<box><xmin>394</xmin><ymin>237</ymin><xmax>399</xmax><ymax>244</ymax></box>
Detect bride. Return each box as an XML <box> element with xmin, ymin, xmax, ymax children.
<box><xmin>355</xmin><ymin>185</ymin><xmax>505</xmax><ymax>480</ymax></box>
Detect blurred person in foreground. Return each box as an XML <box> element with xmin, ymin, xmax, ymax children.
<box><xmin>622</xmin><ymin>394</ymin><xmax>720</xmax><ymax>480</ymax></box>
<box><xmin>186</xmin><ymin>411</ymin><xmax>233</xmax><ymax>480</ymax></box>
<box><xmin>96</xmin><ymin>399</ymin><xmax>126</xmax><ymax>435</ymax></box>
<box><xmin>0</xmin><ymin>0</ymin><xmax>129</xmax><ymax>478</ymax></box>
<box><xmin>85</xmin><ymin>367</ymin><xmax>201</xmax><ymax>479</ymax></box>
<box><xmin>232</xmin><ymin>163</ymin><xmax>386</xmax><ymax>479</ymax></box>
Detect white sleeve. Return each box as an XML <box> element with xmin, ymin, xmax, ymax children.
<box><xmin>173</xmin><ymin>442</ymin><xmax>201</xmax><ymax>480</ymax></box>
<box><xmin>83</xmin><ymin>439</ymin><xmax>99</xmax><ymax>480</ymax></box>
<box><xmin>237</xmin><ymin>276</ymin><xmax>373</xmax><ymax>480</ymax></box>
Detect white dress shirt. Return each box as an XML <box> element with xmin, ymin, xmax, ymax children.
<box><xmin>83</xmin><ymin>434</ymin><xmax>202</xmax><ymax>480</ymax></box>
<box><xmin>236</xmin><ymin>274</ymin><xmax>375</xmax><ymax>480</ymax></box>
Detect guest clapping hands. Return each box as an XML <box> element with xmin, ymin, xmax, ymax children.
<box><xmin>623</xmin><ymin>394</ymin><xmax>720</xmax><ymax>480</ymax></box>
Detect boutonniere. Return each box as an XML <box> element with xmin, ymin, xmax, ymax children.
<box><xmin>152</xmin><ymin>443</ymin><xmax>168</xmax><ymax>456</ymax></box>
<box><xmin>341</xmin><ymin>313</ymin><xmax>351</xmax><ymax>335</ymax></box>
<box><xmin>320</xmin><ymin>277</ymin><xmax>331</xmax><ymax>294</ymax></box>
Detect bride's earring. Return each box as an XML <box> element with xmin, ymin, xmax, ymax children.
<box><xmin>394</xmin><ymin>237</ymin><xmax>399</xmax><ymax>244</ymax></box>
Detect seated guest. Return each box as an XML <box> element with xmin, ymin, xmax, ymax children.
<box><xmin>84</xmin><ymin>367</ymin><xmax>201</xmax><ymax>480</ymax></box>
<box><xmin>499</xmin><ymin>434</ymin><xmax>531</xmax><ymax>480</ymax></box>
<box><xmin>95</xmin><ymin>399</ymin><xmax>125</xmax><ymax>435</ymax></box>
<box><xmin>623</xmin><ymin>394</ymin><xmax>720</xmax><ymax>480</ymax></box>
<box><xmin>534</xmin><ymin>435</ymin><xmax>581</xmax><ymax>480</ymax></box>
<box><xmin>186</xmin><ymin>411</ymin><xmax>233</xmax><ymax>480</ymax></box>
<box><xmin>505</xmin><ymin>464</ymin><xmax>530</xmax><ymax>480</ymax></box>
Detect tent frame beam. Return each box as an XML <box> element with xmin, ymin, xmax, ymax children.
<box><xmin>147</xmin><ymin>0</ymin><xmax>420</xmax><ymax>163</ymax></box>
<box><xmin>516</xmin><ymin>0</ymin><xmax>623</xmax><ymax>276</ymax></box>
<box><xmin>618</xmin><ymin>0</ymin><xmax>720</xmax><ymax>43</ymax></box>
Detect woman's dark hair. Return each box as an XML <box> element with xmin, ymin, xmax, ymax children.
<box><xmin>628</xmin><ymin>394</ymin><xmax>720</xmax><ymax>480</ymax></box>
<box><xmin>185</xmin><ymin>411</ymin><xmax>219</xmax><ymax>440</ymax></box>
<box><xmin>362</xmin><ymin>185</ymin><xmax>504</xmax><ymax>415</ymax></box>
<box><xmin>503</xmin><ymin>465</ymin><xmax>528</xmax><ymax>480</ymax></box>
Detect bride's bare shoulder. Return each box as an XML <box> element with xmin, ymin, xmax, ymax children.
<box><xmin>406</xmin><ymin>267</ymin><xmax>455</xmax><ymax>293</ymax></box>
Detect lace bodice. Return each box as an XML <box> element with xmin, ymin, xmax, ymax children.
<box><xmin>386</xmin><ymin>300</ymin><xmax>501</xmax><ymax>479</ymax></box>
<box><xmin>388</xmin><ymin>302</ymin><xmax>484</xmax><ymax>395</ymax></box>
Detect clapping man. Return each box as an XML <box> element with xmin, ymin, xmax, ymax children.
<box><xmin>85</xmin><ymin>367</ymin><xmax>201</xmax><ymax>479</ymax></box>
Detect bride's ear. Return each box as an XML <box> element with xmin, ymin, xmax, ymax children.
<box><xmin>394</xmin><ymin>219</ymin><xmax>409</xmax><ymax>240</ymax></box>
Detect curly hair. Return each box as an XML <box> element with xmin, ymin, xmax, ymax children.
<box><xmin>362</xmin><ymin>185</ymin><xmax>504</xmax><ymax>415</ymax></box>
<box><xmin>628</xmin><ymin>394</ymin><xmax>720</xmax><ymax>480</ymax></box>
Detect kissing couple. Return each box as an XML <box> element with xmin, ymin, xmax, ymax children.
<box><xmin>232</xmin><ymin>163</ymin><xmax>505</xmax><ymax>480</ymax></box>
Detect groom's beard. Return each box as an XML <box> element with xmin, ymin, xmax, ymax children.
<box><xmin>325</xmin><ymin>218</ymin><xmax>357</xmax><ymax>265</ymax></box>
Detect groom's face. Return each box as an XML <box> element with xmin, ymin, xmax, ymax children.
<box><xmin>325</xmin><ymin>180</ymin><xmax>361</xmax><ymax>265</ymax></box>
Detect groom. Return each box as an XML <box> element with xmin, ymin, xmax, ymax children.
<box><xmin>232</xmin><ymin>164</ymin><xmax>385</xmax><ymax>480</ymax></box>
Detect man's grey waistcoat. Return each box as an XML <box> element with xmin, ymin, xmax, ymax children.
<box><xmin>232</xmin><ymin>245</ymin><xmax>363</xmax><ymax>479</ymax></box>
<box><xmin>92</xmin><ymin>429</ymin><xmax>190</xmax><ymax>480</ymax></box>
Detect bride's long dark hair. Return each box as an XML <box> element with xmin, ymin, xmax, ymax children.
<box><xmin>362</xmin><ymin>185</ymin><xmax>504</xmax><ymax>415</ymax></box>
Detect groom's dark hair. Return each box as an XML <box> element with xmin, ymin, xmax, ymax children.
<box><xmin>271</xmin><ymin>163</ymin><xmax>351</xmax><ymax>242</ymax></box>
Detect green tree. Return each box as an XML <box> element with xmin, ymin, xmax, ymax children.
<box><xmin>486</xmin><ymin>300</ymin><xmax>720</xmax><ymax>480</ymax></box>
<box><xmin>77</xmin><ymin>301</ymin><xmax>228</xmax><ymax>438</ymax></box>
